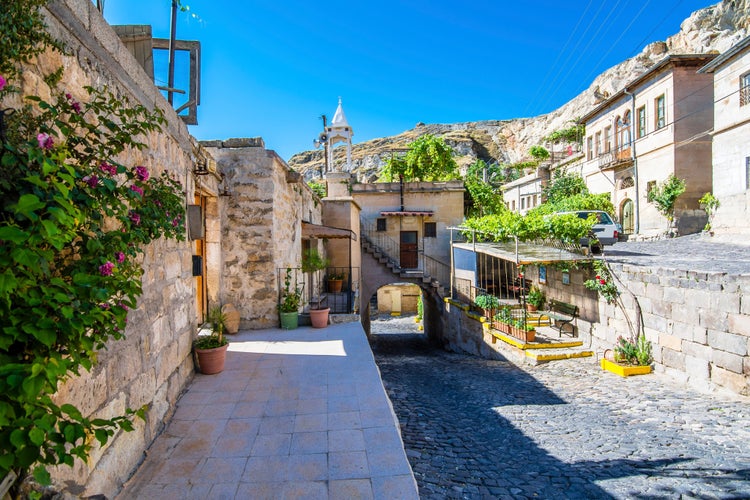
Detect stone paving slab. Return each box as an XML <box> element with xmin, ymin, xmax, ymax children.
<box><xmin>118</xmin><ymin>322</ymin><xmax>418</xmax><ymax>499</ymax></box>
<box><xmin>371</xmin><ymin>328</ymin><xmax>750</xmax><ymax>499</ymax></box>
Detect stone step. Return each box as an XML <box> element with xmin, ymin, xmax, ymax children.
<box><xmin>525</xmin><ymin>347</ymin><xmax>594</xmax><ymax>365</ymax></box>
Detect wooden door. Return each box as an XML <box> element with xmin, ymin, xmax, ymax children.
<box><xmin>399</xmin><ymin>231</ymin><xmax>418</xmax><ymax>269</ymax></box>
<box><xmin>195</xmin><ymin>194</ymin><xmax>207</xmax><ymax>322</ymax></box>
<box><xmin>621</xmin><ymin>199</ymin><xmax>634</xmax><ymax>234</ymax></box>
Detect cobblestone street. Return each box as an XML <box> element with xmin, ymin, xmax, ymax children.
<box><xmin>370</xmin><ymin>315</ymin><xmax>750</xmax><ymax>499</ymax></box>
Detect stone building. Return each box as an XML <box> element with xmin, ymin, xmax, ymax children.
<box><xmin>201</xmin><ymin>139</ymin><xmax>327</xmax><ymax>329</ymax></box>
<box><xmin>698</xmin><ymin>35</ymin><xmax>750</xmax><ymax>237</ymax></box>
<box><xmin>579</xmin><ymin>54</ymin><xmax>717</xmax><ymax>237</ymax></box>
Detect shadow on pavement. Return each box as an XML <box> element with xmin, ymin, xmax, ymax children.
<box><xmin>369</xmin><ymin>332</ymin><xmax>720</xmax><ymax>499</ymax></box>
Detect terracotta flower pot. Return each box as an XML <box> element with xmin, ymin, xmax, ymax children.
<box><xmin>328</xmin><ymin>279</ymin><xmax>343</xmax><ymax>293</ymax></box>
<box><xmin>309</xmin><ymin>307</ymin><xmax>330</xmax><ymax>328</ymax></box>
<box><xmin>195</xmin><ymin>343</ymin><xmax>228</xmax><ymax>375</ymax></box>
<box><xmin>221</xmin><ymin>303</ymin><xmax>241</xmax><ymax>334</ymax></box>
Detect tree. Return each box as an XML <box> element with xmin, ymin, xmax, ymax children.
<box><xmin>464</xmin><ymin>159</ymin><xmax>508</xmax><ymax>217</ymax></box>
<box><xmin>542</xmin><ymin>170</ymin><xmax>589</xmax><ymax>205</ymax></box>
<box><xmin>379</xmin><ymin>134</ymin><xmax>458</xmax><ymax>182</ymax></box>
<box><xmin>647</xmin><ymin>174</ymin><xmax>686</xmax><ymax>223</ymax></box>
<box><xmin>529</xmin><ymin>145</ymin><xmax>550</xmax><ymax>162</ymax></box>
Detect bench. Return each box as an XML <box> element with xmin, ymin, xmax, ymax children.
<box><xmin>547</xmin><ymin>299</ymin><xmax>579</xmax><ymax>337</ymax></box>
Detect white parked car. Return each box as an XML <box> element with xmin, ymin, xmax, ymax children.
<box><xmin>555</xmin><ymin>210</ymin><xmax>620</xmax><ymax>246</ymax></box>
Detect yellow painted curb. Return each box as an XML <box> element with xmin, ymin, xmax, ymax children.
<box><xmin>600</xmin><ymin>358</ymin><xmax>652</xmax><ymax>377</ymax></box>
<box><xmin>489</xmin><ymin>331</ymin><xmax>532</xmax><ymax>349</ymax></box>
<box><xmin>523</xmin><ymin>340</ymin><xmax>584</xmax><ymax>350</ymax></box>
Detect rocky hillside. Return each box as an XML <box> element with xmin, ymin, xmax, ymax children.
<box><xmin>288</xmin><ymin>0</ymin><xmax>749</xmax><ymax>182</ymax></box>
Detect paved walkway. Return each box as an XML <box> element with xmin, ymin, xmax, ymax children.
<box><xmin>370</xmin><ymin>321</ymin><xmax>750</xmax><ymax>499</ymax></box>
<box><xmin>605</xmin><ymin>233</ymin><xmax>750</xmax><ymax>274</ymax></box>
<box><xmin>119</xmin><ymin>322</ymin><xmax>418</xmax><ymax>499</ymax></box>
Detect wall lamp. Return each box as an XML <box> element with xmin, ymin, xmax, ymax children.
<box><xmin>193</xmin><ymin>157</ymin><xmax>209</xmax><ymax>176</ymax></box>
<box><xmin>219</xmin><ymin>172</ymin><xmax>231</xmax><ymax>197</ymax></box>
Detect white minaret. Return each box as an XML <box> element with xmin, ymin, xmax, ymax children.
<box><xmin>326</xmin><ymin>98</ymin><xmax>353</xmax><ymax>173</ymax></box>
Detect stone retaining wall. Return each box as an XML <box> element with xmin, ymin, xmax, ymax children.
<box><xmin>438</xmin><ymin>261</ymin><xmax>749</xmax><ymax>397</ymax></box>
<box><xmin>591</xmin><ymin>262</ymin><xmax>749</xmax><ymax>396</ymax></box>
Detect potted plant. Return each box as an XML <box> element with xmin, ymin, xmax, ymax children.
<box><xmin>302</xmin><ymin>248</ymin><xmax>330</xmax><ymax>328</ymax></box>
<box><xmin>601</xmin><ymin>334</ymin><xmax>653</xmax><ymax>376</ymax></box>
<box><xmin>526</xmin><ymin>285</ymin><xmax>545</xmax><ymax>312</ymax></box>
<box><xmin>327</xmin><ymin>271</ymin><xmax>345</xmax><ymax>293</ymax></box>
<box><xmin>474</xmin><ymin>293</ymin><xmax>500</xmax><ymax>318</ymax></box>
<box><xmin>193</xmin><ymin>305</ymin><xmax>229</xmax><ymax>374</ymax></box>
<box><xmin>279</xmin><ymin>267</ymin><xmax>303</xmax><ymax>329</ymax></box>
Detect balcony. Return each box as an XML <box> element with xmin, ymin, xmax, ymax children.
<box><xmin>598</xmin><ymin>147</ymin><xmax>633</xmax><ymax>171</ymax></box>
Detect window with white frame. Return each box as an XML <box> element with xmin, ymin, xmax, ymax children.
<box><xmin>655</xmin><ymin>95</ymin><xmax>666</xmax><ymax>129</ymax></box>
<box><xmin>741</xmin><ymin>73</ymin><xmax>750</xmax><ymax>107</ymax></box>
<box><xmin>595</xmin><ymin>131</ymin><xmax>602</xmax><ymax>156</ymax></box>
<box><xmin>604</xmin><ymin>126</ymin><xmax>612</xmax><ymax>153</ymax></box>
<box><xmin>587</xmin><ymin>136</ymin><xmax>593</xmax><ymax>160</ymax></box>
<box><xmin>637</xmin><ymin>106</ymin><xmax>646</xmax><ymax>138</ymax></box>
<box><xmin>746</xmin><ymin>157</ymin><xmax>750</xmax><ymax>190</ymax></box>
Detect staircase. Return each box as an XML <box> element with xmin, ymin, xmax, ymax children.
<box><xmin>361</xmin><ymin>233</ymin><xmax>448</xmax><ymax>297</ymax></box>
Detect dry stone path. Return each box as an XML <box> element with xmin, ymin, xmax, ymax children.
<box><xmin>370</xmin><ymin>315</ymin><xmax>750</xmax><ymax>499</ymax></box>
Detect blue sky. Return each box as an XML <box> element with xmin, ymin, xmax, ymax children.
<box><xmin>102</xmin><ymin>0</ymin><xmax>714</xmax><ymax>161</ymax></box>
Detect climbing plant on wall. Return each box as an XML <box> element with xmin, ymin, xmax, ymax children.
<box><xmin>0</xmin><ymin>0</ymin><xmax>186</xmax><ymax>487</ymax></box>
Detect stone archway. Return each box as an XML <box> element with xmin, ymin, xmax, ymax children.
<box><xmin>360</xmin><ymin>248</ymin><xmax>439</xmax><ymax>338</ymax></box>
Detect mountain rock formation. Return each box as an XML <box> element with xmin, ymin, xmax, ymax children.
<box><xmin>288</xmin><ymin>0</ymin><xmax>749</xmax><ymax>182</ymax></box>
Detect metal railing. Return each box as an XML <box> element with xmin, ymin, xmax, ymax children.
<box><xmin>361</xmin><ymin>222</ymin><xmax>400</xmax><ymax>269</ymax></box>
<box><xmin>466</xmin><ymin>284</ymin><xmax>531</xmax><ymax>343</ymax></box>
<box><xmin>362</xmin><ymin>220</ymin><xmax>451</xmax><ymax>288</ymax></box>
<box><xmin>278</xmin><ymin>266</ymin><xmax>360</xmax><ymax>315</ymax></box>
<box><xmin>424</xmin><ymin>254</ymin><xmax>450</xmax><ymax>287</ymax></box>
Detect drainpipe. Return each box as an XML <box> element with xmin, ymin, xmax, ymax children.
<box><xmin>399</xmin><ymin>174</ymin><xmax>404</xmax><ymax>212</ymax></box>
<box><xmin>624</xmin><ymin>88</ymin><xmax>639</xmax><ymax>234</ymax></box>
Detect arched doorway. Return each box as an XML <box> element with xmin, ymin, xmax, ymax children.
<box><xmin>620</xmin><ymin>199</ymin><xmax>634</xmax><ymax>235</ymax></box>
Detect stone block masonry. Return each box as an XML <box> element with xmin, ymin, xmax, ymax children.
<box><xmin>596</xmin><ymin>264</ymin><xmax>749</xmax><ymax>396</ymax></box>
<box><xmin>13</xmin><ymin>0</ymin><xmax>212</xmax><ymax>496</ymax></box>
<box><xmin>203</xmin><ymin>143</ymin><xmax>323</xmax><ymax>329</ymax></box>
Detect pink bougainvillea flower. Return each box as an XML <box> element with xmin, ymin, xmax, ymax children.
<box><xmin>65</xmin><ymin>92</ymin><xmax>82</xmax><ymax>114</ymax></box>
<box><xmin>36</xmin><ymin>132</ymin><xmax>54</xmax><ymax>150</ymax></box>
<box><xmin>115</xmin><ymin>251</ymin><xmax>125</xmax><ymax>263</ymax></box>
<box><xmin>135</xmin><ymin>166</ymin><xmax>149</xmax><ymax>181</ymax></box>
<box><xmin>99</xmin><ymin>162</ymin><xmax>117</xmax><ymax>176</ymax></box>
<box><xmin>154</xmin><ymin>199</ymin><xmax>162</xmax><ymax>208</ymax></box>
<box><xmin>130</xmin><ymin>184</ymin><xmax>144</xmax><ymax>197</ymax></box>
<box><xmin>129</xmin><ymin>211</ymin><xmax>141</xmax><ymax>225</ymax></box>
<box><xmin>172</xmin><ymin>217</ymin><xmax>180</xmax><ymax>227</ymax></box>
<box><xmin>99</xmin><ymin>261</ymin><xmax>114</xmax><ymax>276</ymax></box>
<box><xmin>118</xmin><ymin>302</ymin><xmax>129</xmax><ymax>312</ymax></box>
<box><xmin>595</xmin><ymin>275</ymin><xmax>601</xmax><ymax>280</ymax></box>
<box><xmin>599</xmin><ymin>279</ymin><xmax>606</xmax><ymax>285</ymax></box>
<box><xmin>85</xmin><ymin>175</ymin><xmax>99</xmax><ymax>188</ymax></box>
<box><xmin>0</xmin><ymin>75</ymin><xmax>6</xmax><ymax>91</ymax></box>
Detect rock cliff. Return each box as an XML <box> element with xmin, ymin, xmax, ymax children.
<box><xmin>288</xmin><ymin>0</ymin><xmax>749</xmax><ymax>182</ymax></box>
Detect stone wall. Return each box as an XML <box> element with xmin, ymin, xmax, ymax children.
<box><xmin>12</xmin><ymin>0</ymin><xmax>209</xmax><ymax>495</ymax></box>
<box><xmin>203</xmin><ymin>140</ymin><xmax>322</xmax><ymax>329</ymax></box>
<box><xmin>440</xmin><ymin>259</ymin><xmax>750</xmax><ymax>397</ymax></box>
<box><xmin>590</xmin><ymin>262</ymin><xmax>749</xmax><ymax>396</ymax></box>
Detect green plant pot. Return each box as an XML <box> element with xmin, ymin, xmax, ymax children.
<box><xmin>280</xmin><ymin>311</ymin><xmax>299</xmax><ymax>330</ymax></box>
